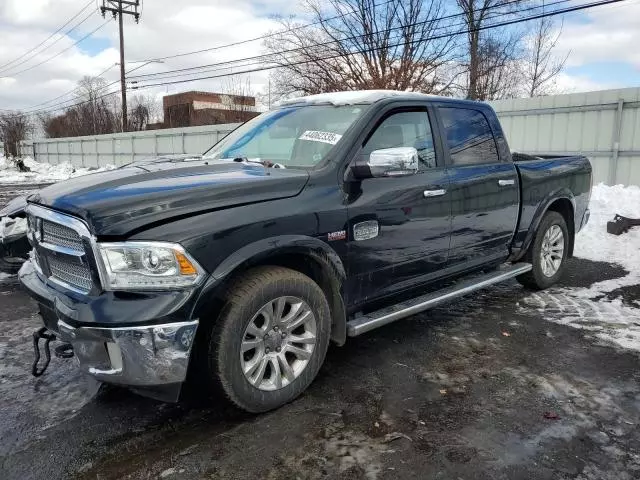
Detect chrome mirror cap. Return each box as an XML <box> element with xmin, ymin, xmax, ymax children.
<box><xmin>367</xmin><ymin>147</ymin><xmax>419</xmax><ymax>177</ymax></box>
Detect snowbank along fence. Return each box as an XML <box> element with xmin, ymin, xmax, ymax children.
<box><xmin>19</xmin><ymin>123</ymin><xmax>239</xmax><ymax>168</ymax></box>
<box><xmin>490</xmin><ymin>87</ymin><xmax>640</xmax><ymax>187</ymax></box>
<box><xmin>19</xmin><ymin>87</ymin><xmax>640</xmax><ymax>186</ymax></box>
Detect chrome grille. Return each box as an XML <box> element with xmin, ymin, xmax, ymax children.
<box><xmin>47</xmin><ymin>256</ymin><xmax>93</xmax><ymax>292</ymax></box>
<box><xmin>27</xmin><ymin>205</ymin><xmax>96</xmax><ymax>294</ymax></box>
<box><xmin>42</xmin><ymin>220</ymin><xmax>84</xmax><ymax>252</ymax></box>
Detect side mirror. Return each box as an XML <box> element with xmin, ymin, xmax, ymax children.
<box><xmin>352</xmin><ymin>147</ymin><xmax>419</xmax><ymax>179</ymax></box>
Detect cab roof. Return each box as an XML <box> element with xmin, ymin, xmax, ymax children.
<box><xmin>276</xmin><ymin>90</ymin><xmax>484</xmax><ymax>108</ymax></box>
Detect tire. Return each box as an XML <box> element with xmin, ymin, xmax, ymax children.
<box><xmin>0</xmin><ymin>256</ymin><xmax>24</xmax><ymax>274</ymax></box>
<box><xmin>203</xmin><ymin>266</ymin><xmax>331</xmax><ymax>413</ymax></box>
<box><xmin>517</xmin><ymin>211</ymin><xmax>569</xmax><ymax>290</ymax></box>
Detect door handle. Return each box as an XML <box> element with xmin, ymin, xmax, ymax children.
<box><xmin>498</xmin><ymin>179</ymin><xmax>515</xmax><ymax>186</ymax></box>
<box><xmin>423</xmin><ymin>189</ymin><xmax>447</xmax><ymax>198</ymax></box>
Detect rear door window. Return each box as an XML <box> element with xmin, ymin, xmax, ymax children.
<box><xmin>439</xmin><ymin>107</ymin><xmax>499</xmax><ymax>166</ymax></box>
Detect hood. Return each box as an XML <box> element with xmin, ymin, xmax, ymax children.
<box><xmin>28</xmin><ymin>158</ymin><xmax>309</xmax><ymax>237</ymax></box>
<box><xmin>0</xmin><ymin>195</ymin><xmax>27</xmax><ymax>218</ymax></box>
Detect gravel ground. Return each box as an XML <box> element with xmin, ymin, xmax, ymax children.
<box><xmin>1</xmin><ymin>185</ymin><xmax>639</xmax><ymax>480</ymax></box>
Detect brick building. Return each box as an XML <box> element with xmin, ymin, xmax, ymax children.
<box><xmin>155</xmin><ymin>91</ymin><xmax>260</xmax><ymax>129</ymax></box>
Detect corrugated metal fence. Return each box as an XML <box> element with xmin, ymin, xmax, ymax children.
<box><xmin>490</xmin><ymin>87</ymin><xmax>640</xmax><ymax>186</ymax></box>
<box><xmin>19</xmin><ymin>87</ymin><xmax>640</xmax><ymax>186</ymax></box>
<box><xmin>20</xmin><ymin>123</ymin><xmax>239</xmax><ymax>168</ymax></box>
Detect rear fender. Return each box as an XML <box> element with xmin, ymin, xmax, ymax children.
<box><xmin>512</xmin><ymin>188</ymin><xmax>576</xmax><ymax>261</ymax></box>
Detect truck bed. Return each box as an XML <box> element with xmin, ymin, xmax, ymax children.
<box><xmin>512</xmin><ymin>153</ymin><xmax>592</xmax><ymax>255</ymax></box>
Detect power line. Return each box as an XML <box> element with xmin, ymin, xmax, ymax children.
<box><xmin>134</xmin><ymin>0</ymin><xmax>624</xmax><ymax>88</ymax></box>
<box><xmin>135</xmin><ymin>0</ymin><xmax>627</xmax><ymax>89</ymax></box>
<box><xmin>0</xmin><ymin>0</ymin><xmax>95</xmax><ymax>73</ymax></box>
<box><xmin>22</xmin><ymin>0</ymin><xmax>628</xmax><ymax>116</ymax></box>
<box><xmin>0</xmin><ymin>18</ymin><xmax>110</xmax><ymax>79</ymax></box>
<box><xmin>24</xmin><ymin>63</ymin><xmax>118</xmax><ymax>111</ymax></box>
<box><xmin>29</xmin><ymin>86</ymin><xmax>125</xmax><ymax>120</ymax></box>
<box><xmin>0</xmin><ymin>10</ymin><xmax>99</xmax><ymax>77</ymax></box>
<box><xmin>129</xmin><ymin>0</ymin><xmax>398</xmax><ymax>64</ymax></box>
<box><xmin>130</xmin><ymin>0</ymin><xmax>572</xmax><ymax>84</ymax></box>
<box><xmin>100</xmin><ymin>0</ymin><xmax>142</xmax><ymax>131</ymax></box>
<box><xmin>23</xmin><ymin>62</ymin><xmax>155</xmax><ymax>116</ymax></box>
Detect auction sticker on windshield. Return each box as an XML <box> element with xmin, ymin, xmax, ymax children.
<box><xmin>299</xmin><ymin>130</ymin><xmax>343</xmax><ymax>145</ymax></box>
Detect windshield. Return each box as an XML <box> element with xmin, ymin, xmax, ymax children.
<box><xmin>203</xmin><ymin>105</ymin><xmax>367</xmax><ymax>168</ymax></box>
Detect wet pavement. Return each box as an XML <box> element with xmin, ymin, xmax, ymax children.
<box><xmin>1</xmin><ymin>185</ymin><xmax>639</xmax><ymax>480</ymax></box>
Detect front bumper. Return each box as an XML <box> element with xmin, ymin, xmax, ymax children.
<box><xmin>19</xmin><ymin>259</ymin><xmax>199</xmax><ymax>400</ymax></box>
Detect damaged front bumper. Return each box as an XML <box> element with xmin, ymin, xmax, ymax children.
<box><xmin>55</xmin><ymin>318</ymin><xmax>198</xmax><ymax>401</ymax></box>
<box><xmin>19</xmin><ymin>259</ymin><xmax>200</xmax><ymax>401</ymax></box>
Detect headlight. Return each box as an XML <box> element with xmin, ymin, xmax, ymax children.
<box><xmin>0</xmin><ymin>216</ymin><xmax>28</xmax><ymax>243</ymax></box>
<box><xmin>97</xmin><ymin>242</ymin><xmax>205</xmax><ymax>290</ymax></box>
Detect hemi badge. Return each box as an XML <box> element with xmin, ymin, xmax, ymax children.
<box><xmin>328</xmin><ymin>230</ymin><xmax>347</xmax><ymax>241</ymax></box>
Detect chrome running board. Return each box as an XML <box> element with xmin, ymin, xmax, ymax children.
<box><xmin>346</xmin><ymin>262</ymin><xmax>532</xmax><ymax>337</ymax></box>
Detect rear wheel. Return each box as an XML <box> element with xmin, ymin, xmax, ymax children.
<box><xmin>517</xmin><ymin>211</ymin><xmax>569</xmax><ymax>290</ymax></box>
<box><xmin>204</xmin><ymin>266</ymin><xmax>331</xmax><ymax>413</ymax></box>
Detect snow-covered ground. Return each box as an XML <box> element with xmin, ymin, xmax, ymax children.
<box><xmin>522</xmin><ymin>183</ymin><xmax>640</xmax><ymax>352</ymax></box>
<box><xmin>0</xmin><ymin>156</ymin><xmax>114</xmax><ymax>183</ymax></box>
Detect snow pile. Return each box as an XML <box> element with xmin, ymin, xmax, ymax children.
<box><xmin>523</xmin><ymin>183</ymin><xmax>640</xmax><ymax>352</ymax></box>
<box><xmin>574</xmin><ymin>183</ymin><xmax>640</xmax><ymax>282</ymax></box>
<box><xmin>0</xmin><ymin>156</ymin><xmax>115</xmax><ymax>183</ymax></box>
<box><xmin>277</xmin><ymin>90</ymin><xmax>435</xmax><ymax>107</ymax></box>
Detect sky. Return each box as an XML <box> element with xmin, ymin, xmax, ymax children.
<box><xmin>0</xmin><ymin>0</ymin><xmax>639</xmax><ymax>116</ymax></box>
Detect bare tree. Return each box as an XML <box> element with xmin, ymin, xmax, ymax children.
<box><xmin>40</xmin><ymin>76</ymin><xmax>119</xmax><ymax>138</ymax></box>
<box><xmin>455</xmin><ymin>0</ymin><xmax>524</xmax><ymax>100</ymax></box>
<box><xmin>522</xmin><ymin>14</ymin><xmax>567</xmax><ymax>97</ymax></box>
<box><xmin>265</xmin><ymin>0</ymin><xmax>460</xmax><ymax>97</ymax></box>
<box><xmin>219</xmin><ymin>76</ymin><xmax>258</xmax><ymax>122</ymax></box>
<box><xmin>474</xmin><ymin>35</ymin><xmax>522</xmax><ymax>100</ymax></box>
<box><xmin>128</xmin><ymin>94</ymin><xmax>160</xmax><ymax>131</ymax></box>
<box><xmin>0</xmin><ymin>111</ymin><xmax>32</xmax><ymax>164</ymax></box>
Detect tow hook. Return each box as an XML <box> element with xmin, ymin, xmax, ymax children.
<box><xmin>54</xmin><ymin>343</ymin><xmax>74</xmax><ymax>359</ymax></box>
<box><xmin>31</xmin><ymin>329</ymin><xmax>75</xmax><ymax>377</ymax></box>
<box><xmin>31</xmin><ymin>327</ymin><xmax>56</xmax><ymax>377</ymax></box>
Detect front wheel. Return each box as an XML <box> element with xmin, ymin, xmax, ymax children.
<box><xmin>517</xmin><ymin>211</ymin><xmax>569</xmax><ymax>290</ymax></box>
<box><xmin>204</xmin><ymin>266</ymin><xmax>331</xmax><ymax>413</ymax></box>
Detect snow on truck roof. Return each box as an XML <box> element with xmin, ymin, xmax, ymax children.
<box><xmin>276</xmin><ymin>90</ymin><xmax>445</xmax><ymax>107</ymax></box>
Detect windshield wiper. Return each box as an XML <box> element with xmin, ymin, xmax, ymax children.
<box><xmin>232</xmin><ymin>157</ymin><xmax>286</xmax><ymax>169</ymax></box>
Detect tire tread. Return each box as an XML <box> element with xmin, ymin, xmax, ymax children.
<box><xmin>204</xmin><ymin>266</ymin><xmax>330</xmax><ymax>412</ymax></box>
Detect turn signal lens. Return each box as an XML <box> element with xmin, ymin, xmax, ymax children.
<box><xmin>176</xmin><ymin>251</ymin><xmax>197</xmax><ymax>275</ymax></box>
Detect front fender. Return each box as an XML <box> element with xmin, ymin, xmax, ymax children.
<box><xmin>208</xmin><ymin>235</ymin><xmax>346</xmax><ymax>282</ymax></box>
<box><xmin>189</xmin><ymin>235</ymin><xmax>347</xmax><ymax>342</ymax></box>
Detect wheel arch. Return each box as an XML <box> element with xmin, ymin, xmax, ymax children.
<box><xmin>546</xmin><ymin>198</ymin><xmax>575</xmax><ymax>257</ymax></box>
<box><xmin>191</xmin><ymin>235</ymin><xmax>348</xmax><ymax>346</ymax></box>
<box><xmin>514</xmin><ymin>190</ymin><xmax>576</xmax><ymax>261</ymax></box>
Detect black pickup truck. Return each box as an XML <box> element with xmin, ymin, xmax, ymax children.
<box><xmin>19</xmin><ymin>91</ymin><xmax>591</xmax><ymax>412</ymax></box>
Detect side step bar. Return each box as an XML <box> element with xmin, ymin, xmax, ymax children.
<box><xmin>347</xmin><ymin>262</ymin><xmax>532</xmax><ymax>337</ymax></box>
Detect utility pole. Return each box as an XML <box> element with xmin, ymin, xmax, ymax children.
<box><xmin>101</xmin><ymin>0</ymin><xmax>141</xmax><ymax>132</ymax></box>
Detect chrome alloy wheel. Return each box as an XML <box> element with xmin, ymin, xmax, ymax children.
<box><xmin>240</xmin><ymin>296</ymin><xmax>317</xmax><ymax>391</ymax></box>
<box><xmin>540</xmin><ymin>224</ymin><xmax>564</xmax><ymax>277</ymax></box>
